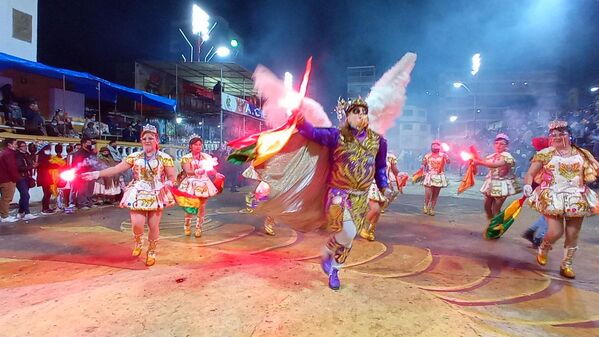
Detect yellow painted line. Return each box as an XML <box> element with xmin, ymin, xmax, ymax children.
<box><xmin>432</xmin><ymin>275</ymin><xmax>551</xmax><ymax>304</ymax></box>
<box><xmin>398</xmin><ymin>255</ymin><xmax>491</xmax><ymax>292</ymax></box>
<box><xmin>194</xmin><ymin>226</ymin><xmax>256</xmax><ymax>247</ymax></box>
<box><xmin>343</xmin><ymin>242</ymin><xmax>388</xmax><ymax>268</ymax></box>
<box><xmin>249</xmin><ymin>230</ymin><xmax>299</xmax><ymax>255</ymax></box>
<box><xmin>453</xmin><ymin>306</ymin><xmax>599</xmax><ymax>326</ymax></box>
<box><xmin>349</xmin><ymin>248</ymin><xmax>433</xmax><ymax>278</ymax></box>
<box><xmin>39</xmin><ymin>226</ymin><xmax>119</xmax><ymax>233</ymax></box>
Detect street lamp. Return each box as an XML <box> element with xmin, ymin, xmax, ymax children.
<box><xmin>591</xmin><ymin>86</ymin><xmax>599</xmax><ymax>93</ymax></box>
<box><xmin>452</xmin><ymin>82</ymin><xmax>472</xmax><ymax>92</ymax></box>
<box><xmin>452</xmin><ymin>81</ymin><xmax>477</xmax><ymax>129</ymax></box>
<box><xmin>449</xmin><ymin>115</ymin><xmax>458</xmax><ymax>122</ymax></box>
<box><xmin>191</xmin><ymin>4</ymin><xmax>219</xmax><ymax>62</ymax></box>
<box><xmin>205</xmin><ymin>46</ymin><xmax>231</xmax><ymax>62</ymax></box>
<box><xmin>192</xmin><ymin>4</ymin><xmax>210</xmax><ymax>40</ymax></box>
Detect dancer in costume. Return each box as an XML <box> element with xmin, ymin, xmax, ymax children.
<box><xmin>227</xmin><ymin>53</ymin><xmax>416</xmax><ymax>290</ymax></box>
<box><xmin>174</xmin><ymin>136</ymin><xmax>223</xmax><ymax>238</ymax></box>
<box><xmin>421</xmin><ymin>140</ymin><xmax>449</xmax><ymax>216</ymax></box>
<box><xmin>240</xmin><ymin>165</ymin><xmax>277</xmax><ymax>235</ymax></box>
<box><xmin>473</xmin><ymin>133</ymin><xmax>521</xmax><ymax>220</ymax></box>
<box><xmin>360</xmin><ymin>153</ymin><xmax>401</xmax><ymax>241</ymax></box>
<box><xmin>523</xmin><ymin>120</ymin><xmax>599</xmax><ymax>278</ymax></box>
<box><xmin>82</xmin><ymin>125</ymin><xmax>176</xmax><ymax>266</ymax></box>
<box><xmin>296</xmin><ymin>97</ymin><xmax>388</xmax><ymax>289</ymax></box>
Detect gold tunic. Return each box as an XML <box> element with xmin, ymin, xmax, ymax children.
<box><xmin>327</xmin><ymin>129</ymin><xmax>381</xmax><ymax>233</ymax></box>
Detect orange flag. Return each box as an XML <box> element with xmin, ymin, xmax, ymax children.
<box><xmin>412</xmin><ymin>167</ymin><xmax>425</xmax><ymax>184</ymax></box>
<box><xmin>457</xmin><ymin>160</ymin><xmax>476</xmax><ymax>194</ymax></box>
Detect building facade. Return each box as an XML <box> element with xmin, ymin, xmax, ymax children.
<box><xmin>0</xmin><ymin>0</ymin><xmax>38</xmax><ymax>61</ymax></box>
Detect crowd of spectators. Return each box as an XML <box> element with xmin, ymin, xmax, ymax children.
<box><xmin>0</xmin><ymin>137</ymin><xmax>130</xmax><ymax>222</ymax></box>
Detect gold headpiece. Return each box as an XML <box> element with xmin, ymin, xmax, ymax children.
<box><xmin>141</xmin><ymin>124</ymin><xmax>158</xmax><ymax>135</ymax></box>
<box><xmin>548</xmin><ymin>120</ymin><xmax>568</xmax><ymax>131</ymax></box>
<box><xmin>346</xmin><ymin>96</ymin><xmax>368</xmax><ymax>114</ymax></box>
<box><xmin>334</xmin><ymin>96</ymin><xmax>368</xmax><ymax>119</ymax></box>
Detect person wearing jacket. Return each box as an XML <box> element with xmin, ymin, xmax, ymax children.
<box><xmin>36</xmin><ymin>144</ymin><xmax>59</xmax><ymax>214</ymax></box>
<box><xmin>0</xmin><ymin>138</ymin><xmax>21</xmax><ymax>222</ymax></box>
<box><xmin>15</xmin><ymin>141</ymin><xmax>38</xmax><ymax>220</ymax></box>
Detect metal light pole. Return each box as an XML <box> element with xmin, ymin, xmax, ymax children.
<box><xmin>192</xmin><ymin>4</ymin><xmax>212</xmax><ymax>62</ymax></box>
<box><xmin>179</xmin><ymin>29</ymin><xmax>193</xmax><ymax>62</ymax></box>
<box><xmin>219</xmin><ymin>66</ymin><xmax>224</xmax><ymax>147</ymax></box>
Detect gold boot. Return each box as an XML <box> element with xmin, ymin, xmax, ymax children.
<box><xmin>536</xmin><ymin>240</ymin><xmax>552</xmax><ymax>266</ymax></box>
<box><xmin>423</xmin><ymin>205</ymin><xmax>430</xmax><ymax>215</ymax></box>
<box><xmin>194</xmin><ymin>217</ymin><xmax>203</xmax><ymax>238</ymax></box>
<box><xmin>264</xmin><ymin>216</ymin><xmax>276</xmax><ymax>236</ymax></box>
<box><xmin>560</xmin><ymin>246</ymin><xmax>577</xmax><ymax>279</ymax></box>
<box><xmin>145</xmin><ymin>239</ymin><xmax>158</xmax><ymax>266</ymax></box>
<box><xmin>132</xmin><ymin>234</ymin><xmax>143</xmax><ymax>257</ymax></box>
<box><xmin>184</xmin><ymin>219</ymin><xmax>192</xmax><ymax>236</ymax></box>
<box><xmin>366</xmin><ymin>223</ymin><xmax>376</xmax><ymax>241</ymax></box>
<box><xmin>428</xmin><ymin>208</ymin><xmax>435</xmax><ymax>216</ymax></box>
<box><xmin>359</xmin><ymin>228</ymin><xmax>370</xmax><ymax>240</ymax></box>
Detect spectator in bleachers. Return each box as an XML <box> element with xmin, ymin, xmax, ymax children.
<box><xmin>121</xmin><ymin>123</ymin><xmax>135</xmax><ymax>142</ymax></box>
<box><xmin>23</xmin><ymin>100</ymin><xmax>46</xmax><ymax>135</ymax></box>
<box><xmin>82</xmin><ymin>122</ymin><xmax>99</xmax><ymax>139</ymax></box>
<box><xmin>107</xmin><ymin>140</ymin><xmax>122</xmax><ymax>161</ymax></box>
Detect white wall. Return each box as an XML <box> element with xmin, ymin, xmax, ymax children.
<box><xmin>0</xmin><ymin>0</ymin><xmax>38</xmax><ymax>61</ymax></box>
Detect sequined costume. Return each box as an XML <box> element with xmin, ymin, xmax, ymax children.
<box><xmin>527</xmin><ymin>147</ymin><xmax>598</xmax><ymax>217</ymax></box>
<box><xmin>178</xmin><ymin>153</ymin><xmax>219</xmax><ymax>199</ymax></box>
<box><xmin>362</xmin><ymin>153</ymin><xmax>399</xmax><ymax>241</ymax></box>
<box><xmin>227</xmin><ymin>53</ymin><xmax>416</xmax><ymax>289</ymax></box>
<box><xmin>173</xmin><ymin>151</ymin><xmax>223</xmax><ymax>237</ymax></box>
<box><xmin>120</xmin><ymin>151</ymin><xmax>175</xmax><ymax>211</ymax></box>
<box><xmin>422</xmin><ymin>153</ymin><xmax>449</xmax><ymax>187</ymax></box>
<box><xmin>241</xmin><ymin>165</ymin><xmax>277</xmax><ymax>235</ymax></box>
<box><xmin>480</xmin><ymin>152</ymin><xmax>521</xmax><ymax>197</ymax></box>
<box><xmin>298</xmin><ymin>118</ymin><xmax>388</xmax><ymax>276</ymax></box>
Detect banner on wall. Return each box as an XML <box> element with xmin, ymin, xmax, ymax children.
<box><xmin>221</xmin><ymin>92</ymin><xmax>263</xmax><ymax>119</ymax></box>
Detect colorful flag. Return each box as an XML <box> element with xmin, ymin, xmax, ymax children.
<box><xmin>457</xmin><ymin>160</ymin><xmax>476</xmax><ymax>194</ymax></box>
<box><xmin>485</xmin><ymin>196</ymin><xmax>527</xmax><ymax>239</ymax></box>
<box><xmin>412</xmin><ymin>167</ymin><xmax>424</xmax><ymax>184</ymax></box>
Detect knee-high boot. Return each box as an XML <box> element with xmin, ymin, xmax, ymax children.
<box><xmin>145</xmin><ymin>239</ymin><xmax>159</xmax><ymax>266</ymax></box>
<box><xmin>560</xmin><ymin>246</ymin><xmax>578</xmax><ymax>279</ymax></box>
<box><xmin>132</xmin><ymin>233</ymin><xmax>143</xmax><ymax>257</ymax></box>
<box><xmin>537</xmin><ymin>240</ymin><xmax>552</xmax><ymax>266</ymax></box>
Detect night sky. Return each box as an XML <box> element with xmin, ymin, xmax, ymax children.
<box><xmin>38</xmin><ymin>0</ymin><xmax>599</xmax><ymax>110</ymax></box>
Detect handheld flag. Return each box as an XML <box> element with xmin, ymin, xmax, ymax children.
<box><xmin>412</xmin><ymin>167</ymin><xmax>424</xmax><ymax>184</ymax></box>
<box><xmin>485</xmin><ymin>195</ymin><xmax>527</xmax><ymax>239</ymax></box>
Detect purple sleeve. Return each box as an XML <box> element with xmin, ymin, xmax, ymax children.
<box><xmin>296</xmin><ymin>121</ymin><xmax>340</xmax><ymax>148</ymax></box>
<box><xmin>375</xmin><ymin>137</ymin><xmax>389</xmax><ymax>189</ymax></box>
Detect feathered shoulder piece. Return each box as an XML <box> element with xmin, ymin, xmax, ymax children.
<box><xmin>366</xmin><ymin>52</ymin><xmax>417</xmax><ymax>135</ymax></box>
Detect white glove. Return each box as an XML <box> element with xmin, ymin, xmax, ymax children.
<box><xmin>164</xmin><ymin>180</ymin><xmax>174</xmax><ymax>187</ymax></box>
<box><xmin>82</xmin><ymin>171</ymin><xmax>100</xmax><ymax>181</ymax></box>
<box><xmin>523</xmin><ymin>184</ymin><xmax>533</xmax><ymax>197</ymax></box>
<box><xmin>194</xmin><ymin>168</ymin><xmax>206</xmax><ymax>176</ymax></box>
